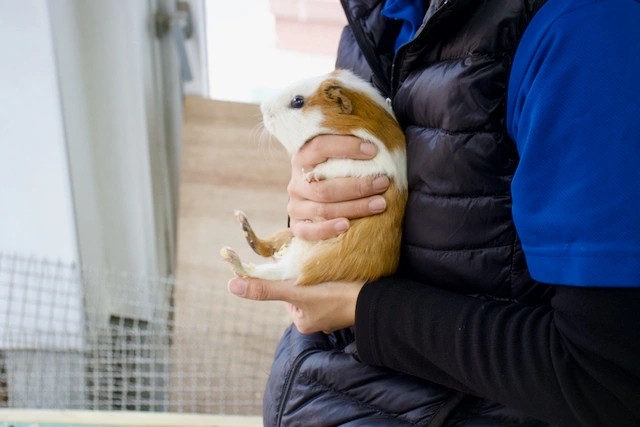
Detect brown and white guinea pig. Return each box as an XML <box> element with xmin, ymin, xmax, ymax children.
<box><xmin>220</xmin><ymin>68</ymin><xmax>407</xmax><ymax>286</ymax></box>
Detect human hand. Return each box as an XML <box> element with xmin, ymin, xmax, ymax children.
<box><xmin>228</xmin><ymin>276</ymin><xmax>365</xmax><ymax>334</ymax></box>
<box><xmin>288</xmin><ymin>135</ymin><xmax>390</xmax><ymax>241</ymax></box>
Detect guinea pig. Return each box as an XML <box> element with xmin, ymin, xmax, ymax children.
<box><xmin>220</xmin><ymin>68</ymin><xmax>407</xmax><ymax>286</ymax></box>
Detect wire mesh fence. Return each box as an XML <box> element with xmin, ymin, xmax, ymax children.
<box><xmin>0</xmin><ymin>252</ymin><xmax>291</xmax><ymax>416</ymax></box>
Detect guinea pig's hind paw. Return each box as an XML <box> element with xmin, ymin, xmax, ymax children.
<box><xmin>233</xmin><ymin>210</ymin><xmax>258</xmax><ymax>249</ymax></box>
<box><xmin>234</xmin><ymin>210</ymin><xmax>251</xmax><ymax>232</ymax></box>
<box><xmin>220</xmin><ymin>247</ymin><xmax>250</xmax><ymax>278</ymax></box>
<box><xmin>233</xmin><ymin>210</ymin><xmax>246</xmax><ymax>222</ymax></box>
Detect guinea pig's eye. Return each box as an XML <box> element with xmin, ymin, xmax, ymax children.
<box><xmin>290</xmin><ymin>96</ymin><xmax>305</xmax><ymax>109</ymax></box>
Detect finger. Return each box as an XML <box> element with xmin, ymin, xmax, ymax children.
<box><xmin>228</xmin><ymin>277</ymin><xmax>293</xmax><ymax>302</ymax></box>
<box><xmin>288</xmin><ymin>196</ymin><xmax>387</xmax><ymax>222</ymax></box>
<box><xmin>291</xmin><ymin>218</ymin><xmax>350</xmax><ymax>241</ymax></box>
<box><xmin>290</xmin><ymin>175</ymin><xmax>390</xmax><ymax>203</ymax></box>
<box><xmin>285</xmin><ymin>302</ymin><xmax>303</xmax><ymax>318</ymax></box>
<box><xmin>282</xmin><ymin>304</ymin><xmax>317</xmax><ymax>335</ymax></box>
<box><xmin>292</xmin><ymin>135</ymin><xmax>377</xmax><ymax>169</ymax></box>
<box><xmin>283</xmin><ymin>301</ymin><xmax>295</xmax><ymax>315</ymax></box>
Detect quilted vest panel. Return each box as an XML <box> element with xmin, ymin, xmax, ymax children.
<box><xmin>336</xmin><ymin>0</ymin><xmax>546</xmax><ymax>299</ymax></box>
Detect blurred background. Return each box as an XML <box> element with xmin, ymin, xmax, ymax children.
<box><xmin>0</xmin><ymin>0</ymin><xmax>345</xmax><ymax>422</ymax></box>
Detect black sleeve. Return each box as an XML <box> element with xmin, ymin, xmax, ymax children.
<box><xmin>355</xmin><ymin>278</ymin><xmax>640</xmax><ymax>427</ymax></box>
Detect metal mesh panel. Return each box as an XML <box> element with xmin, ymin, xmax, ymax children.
<box><xmin>0</xmin><ymin>253</ymin><xmax>291</xmax><ymax>415</ymax></box>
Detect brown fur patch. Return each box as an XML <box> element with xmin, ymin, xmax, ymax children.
<box><xmin>235</xmin><ymin>211</ymin><xmax>293</xmax><ymax>258</ymax></box>
<box><xmin>296</xmin><ymin>180</ymin><xmax>407</xmax><ymax>285</ymax></box>
<box><xmin>305</xmin><ymin>79</ymin><xmax>405</xmax><ymax>152</ymax></box>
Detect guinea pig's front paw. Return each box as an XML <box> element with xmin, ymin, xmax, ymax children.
<box><xmin>302</xmin><ymin>170</ymin><xmax>323</xmax><ymax>183</ymax></box>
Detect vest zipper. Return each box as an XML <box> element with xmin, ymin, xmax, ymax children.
<box><xmin>339</xmin><ymin>0</ymin><xmax>456</xmax><ymax>107</ymax></box>
<box><xmin>389</xmin><ymin>0</ymin><xmax>455</xmax><ymax>100</ymax></box>
<box><xmin>275</xmin><ymin>348</ymin><xmax>322</xmax><ymax>427</ymax></box>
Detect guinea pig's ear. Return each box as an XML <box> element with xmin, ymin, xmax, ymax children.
<box><xmin>322</xmin><ymin>82</ymin><xmax>353</xmax><ymax>114</ymax></box>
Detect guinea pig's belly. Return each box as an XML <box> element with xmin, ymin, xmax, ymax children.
<box><xmin>276</xmin><ymin>237</ymin><xmax>313</xmax><ymax>279</ymax></box>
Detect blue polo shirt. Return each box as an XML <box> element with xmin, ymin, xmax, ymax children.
<box><xmin>382</xmin><ymin>0</ymin><xmax>426</xmax><ymax>52</ymax></box>
<box><xmin>507</xmin><ymin>0</ymin><xmax>640</xmax><ymax>287</ymax></box>
<box><xmin>386</xmin><ymin>0</ymin><xmax>640</xmax><ymax>287</ymax></box>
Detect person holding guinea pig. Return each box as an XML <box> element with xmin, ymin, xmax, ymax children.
<box><xmin>227</xmin><ymin>1</ymin><xmax>640</xmax><ymax>426</ymax></box>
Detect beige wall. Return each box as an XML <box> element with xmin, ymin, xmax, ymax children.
<box><xmin>171</xmin><ymin>96</ymin><xmax>292</xmax><ymax>415</ymax></box>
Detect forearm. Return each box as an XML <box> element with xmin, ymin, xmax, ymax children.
<box><xmin>355</xmin><ymin>278</ymin><xmax>640</xmax><ymax>427</ymax></box>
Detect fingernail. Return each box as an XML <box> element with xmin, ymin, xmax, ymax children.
<box><xmin>334</xmin><ymin>220</ymin><xmax>349</xmax><ymax>233</ymax></box>
<box><xmin>368</xmin><ymin>197</ymin><xmax>386</xmax><ymax>213</ymax></box>
<box><xmin>229</xmin><ymin>278</ymin><xmax>248</xmax><ymax>296</ymax></box>
<box><xmin>360</xmin><ymin>142</ymin><xmax>377</xmax><ymax>156</ymax></box>
<box><xmin>372</xmin><ymin>176</ymin><xmax>389</xmax><ymax>191</ymax></box>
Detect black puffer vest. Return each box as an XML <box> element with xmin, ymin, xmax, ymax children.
<box><xmin>336</xmin><ymin>0</ymin><xmax>546</xmax><ymax>300</ymax></box>
<box><xmin>263</xmin><ymin>1</ymin><xmax>552</xmax><ymax>425</ymax></box>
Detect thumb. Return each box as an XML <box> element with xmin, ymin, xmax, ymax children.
<box><xmin>228</xmin><ymin>276</ymin><xmax>292</xmax><ymax>302</ymax></box>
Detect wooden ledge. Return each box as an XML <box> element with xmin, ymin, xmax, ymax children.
<box><xmin>0</xmin><ymin>409</ymin><xmax>263</xmax><ymax>427</ymax></box>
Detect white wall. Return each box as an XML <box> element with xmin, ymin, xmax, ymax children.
<box><xmin>0</xmin><ymin>0</ymin><xmax>84</xmax><ymax>353</ymax></box>
<box><xmin>0</xmin><ymin>0</ymin><xmax>79</xmax><ymax>264</ymax></box>
<box><xmin>48</xmin><ymin>0</ymin><xmax>185</xmax><ymax>325</ymax></box>
<box><xmin>49</xmin><ymin>0</ymin><xmax>161</xmax><ymax>284</ymax></box>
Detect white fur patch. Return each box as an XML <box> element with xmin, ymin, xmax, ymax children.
<box><xmin>246</xmin><ymin>237</ymin><xmax>310</xmax><ymax>281</ymax></box>
<box><xmin>261</xmin><ymin>74</ymin><xmax>326</xmax><ymax>154</ymax></box>
<box><xmin>309</xmin><ymin>128</ymin><xmax>407</xmax><ymax>190</ymax></box>
<box><xmin>264</xmin><ymin>108</ymin><xmax>325</xmax><ymax>155</ymax></box>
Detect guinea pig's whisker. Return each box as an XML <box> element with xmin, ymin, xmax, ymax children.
<box><xmin>260</xmin><ymin>125</ymin><xmax>276</xmax><ymax>161</ymax></box>
<box><xmin>267</xmin><ymin>130</ymin><xmax>278</xmax><ymax>160</ymax></box>
<box><xmin>248</xmin><ymin>121</ymin><xmax>264</xmax><ymax>151</ymax></box>
<box><xmin>249</xmin><ymin>120</ymin><xmax>271</xmax><ymax>161</ymax></box>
